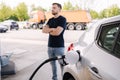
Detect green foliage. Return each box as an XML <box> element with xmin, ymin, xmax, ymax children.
<box><xmin>63</xmin><ymin>1</ymin><xmax>81</xmax><ymax>10</ymax></box>
<box><xmin>9</xmin><ymin>13</ymin><xmax>19</xmax><ymax>21</ymax></box>
<box><xmin>0</xmin><ymin>2</ymin><xmax>120</xmax><ymax>21</ymax></box>
<box><xmin>90</xmin><ymin>9</ymin><xmax>99</xmax><ymax>19</ymax></box>
<box><xmin>0</xmin><ymin>2</ymin><xmax>29</xmax><ymax>21</ymax></box>
<box><xmin>14</xmin><ymin>2</ymin><xmax>29</xmax><ymax>21</ymax></box>
<box><xmin>90</xmin><ymin>4</ymin><xmax>120</xmax><ymax>19</ymax></box>
<box><xmin>31</xmin><ymin>4</ymin><xmax>46</xmax><ymax>11</ymax></box>
<box><xmin>99</xmin><ymin>9</ymin><xmax>108</xmax><ymax>18</ymax></box>
<box><xmin>99</xmin><ymin>4</ymin><xmax>120</xmax><ymax>19</ymax></box>
<box><xmin>107</xmin><ymin>5</ymin><xmax>120</xmax><ymax>17</ymax></box>
<box><xmin>74</xmin><ymin>4</ymin><xmax>81</xmax><ymax>10</ymax></box>
<box><xmin>63</xmin><ymin>1</ymin><xmax>74</xmax><ymax>10</ymax></box>
<box><xmin>0</xmin><ymin>2</ymin><xmax>13</xmax><ymax>21</ymax></box>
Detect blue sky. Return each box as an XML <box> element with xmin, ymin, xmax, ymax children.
<box><xmin>0</xmin><ymin>0</ymin><xmax>120</xmax><ymax>12</ymax></box>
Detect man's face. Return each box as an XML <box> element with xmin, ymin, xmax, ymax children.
<box><xmin>52</xmin><ymin>4</ymin><xmax>60</xmax><ymax>15</ymax></box>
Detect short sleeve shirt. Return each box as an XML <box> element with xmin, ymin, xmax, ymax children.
<box><xmin>47</xmin><ymin>16</ymin><xmax>66</xmax><ymax>47</ymax></box>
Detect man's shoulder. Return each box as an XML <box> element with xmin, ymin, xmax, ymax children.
<box><xmin>59</xmin><ymin>16</ymin><xmax>66</xmax><ymax>21</ymax></box>
<box><xmin>49</xmin><ymin>17</ymin><xmax>54</xmax><ymax>20</ymax></box>
<box><xmin>60</xmin><ymin>16</ymin><xmax>66</xmax><ymax>19</ymax></box>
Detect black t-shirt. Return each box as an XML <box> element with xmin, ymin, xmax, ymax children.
<box><xmin>47</xmin><ymin>15</ymin><xmax>66</xmax><ymax>47</ymax></box>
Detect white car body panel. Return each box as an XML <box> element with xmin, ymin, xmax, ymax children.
<box><xmin>63</xmin><ymin>15</ymin><xmax>120</xmax><ymax>80</ymax></box>
<box><xmin>84</xmin><ymin>43</ymin><xmax>120</xmax><ymax>80</ymax></box>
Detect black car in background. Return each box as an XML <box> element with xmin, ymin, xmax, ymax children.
<box><xmin>10</xmin><ymin>21</ymin><xmax>19</xmax><ymax>30</ymax></box>
<box><xmin>0</xmin><ymin>24</ymin><xmax>8</xmax><ymax>33</ymax></box>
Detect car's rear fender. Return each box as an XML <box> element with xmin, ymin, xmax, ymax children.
<box><xmin>63</xmin><ymin>65</ymin><xmax>80</xmax><ymax>80</ymax></box>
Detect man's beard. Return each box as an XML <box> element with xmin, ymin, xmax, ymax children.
<box><xmin>52</xmin><ymin>12</ymin><xmax>58</xmax><ymax>15</ymax></box>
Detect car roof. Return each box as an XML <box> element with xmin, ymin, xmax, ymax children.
<box><xmin>99</xmin><ymin>15</ymin><xmax>120</xmax><ymax>25</ymax></box>
<box><xmin>91</xmin><ymin>15</ymin><xmax>120</xmax><ymax>36</ymax></box>
<box><xmin>0</xmin><ymin>24</ymin><xmax>5</xmax><ymax>26</ymax></box>
<box><xmin>94</xmin><ymin>15</ymin><xmax>120</xmax><ymax>38</ymax></box>
<box><xmin>0</xmin><ymin>24</ymin><xmax>7</xmax><ymax>27</ymax></box>
<box><xmin>78</xmin><ymin>15</ymin><xmax>120</xmax><ymax>47</ymax></box>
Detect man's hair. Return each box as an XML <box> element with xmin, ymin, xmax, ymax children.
<box><xmin>52</xmin><ymin>3</ymin><xmax>62</xmax><ymax>9</ymax></box>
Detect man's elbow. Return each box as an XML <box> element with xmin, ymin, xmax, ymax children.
<box><xmin>55</xmin><ymin>32</ymin><xmax>61</xmax><ymax>36</ymax></box>
<box><xmin>42</xmin><ymin>29</ymin><xmax>45</xmax><ymax>33</ymax></box>
<box><xmin>42</xmin><ymin>29</ymin><xmax>47</xmax><ymax>33</ymax></box>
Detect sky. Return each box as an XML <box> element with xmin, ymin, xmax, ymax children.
<box><xmin>0</xmin><ymin>0</ymin><xmax>120</xmax><ymax>12</ymax></box>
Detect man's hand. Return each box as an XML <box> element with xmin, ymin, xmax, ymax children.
<box><xmin>42</xmin><ymin>25</ymin><xmax>53</xmax><ymax>33</ymax></box>
<box><xmin>49</xmin><ymin>26</ymin><xmax>63</xmax><ymax>36</ymax></box>
<box><xmin>42</xmin><ymin>25</ymin><xmax>64</xmax><ymax>36</ymax></box>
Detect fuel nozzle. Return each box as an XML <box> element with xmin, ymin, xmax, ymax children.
<box><xmin>58</xmin><ymin>55</ymin><xmax>68</xmax><ymax>66</ymax></box>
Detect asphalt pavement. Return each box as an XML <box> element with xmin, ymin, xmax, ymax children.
<box><xmin>0</xmin><ymin>29</ymin><xmax>85</xmax><ymax>80</ymax></box>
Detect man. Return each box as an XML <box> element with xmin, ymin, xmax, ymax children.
<box><xmin>42</xmin><ymin>3</ymin><xmax>66</xmax><ymax>80</ymax></box>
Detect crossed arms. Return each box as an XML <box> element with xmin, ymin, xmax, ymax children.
<box><xmin>42</xmin><ymin>25</ymin><xmax>63</xmax><ymax>36</ymax></box>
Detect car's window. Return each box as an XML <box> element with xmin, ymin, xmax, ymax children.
<box><xmin>113</xmin><ymin>30</ymin><xmax>120</xmax><ymax>58</ymax></box>
<box><xmin>103</xmin><ymin>27</ymin><xmax>119</xmax><ymax>50</ymax></box>
<box><xmin>98</xmin><ymin>22</ymin><xmax>120</xmax><ymax>58</ymax></box>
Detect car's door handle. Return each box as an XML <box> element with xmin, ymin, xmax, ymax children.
<box><xmin>88</xmin><ymin>66</ymin><xmax>102</xmax><ymax>79</ymax></box>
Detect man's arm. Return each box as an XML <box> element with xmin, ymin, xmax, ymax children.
<box><xmin>49</xmin><ymin>17</ymin><xmax>66</xmax><ymax>36</ymax></box>
<box><xmin>49</xmin><ymin>26</ymin><xmax>63</xmax><ymax>36</ymax></box>
<box><xmin>42</xmin><ymin>25</ymin><xmax>53</xmax><ymax>33</ymax></box>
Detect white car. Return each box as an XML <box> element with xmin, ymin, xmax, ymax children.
<box><xmin>18</xmin><ymin>21</ymin><xmax>31</xmax><ymax>29</ymax></box>
<box><xmin>63</xmin><ymin>15</ymin><xmax>120</xmax><ymax>80</ymax></box>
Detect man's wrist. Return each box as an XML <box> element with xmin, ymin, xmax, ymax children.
<box><xmin>48</xmin><ymin>28</ymin><xmax>53</xmax><ymax>33</ymax></box>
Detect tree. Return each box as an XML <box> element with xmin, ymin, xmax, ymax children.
<box><xmin>31</xmin><ymin>4</ymin><xmax>46</xmax><ymax>11</ymax></box>
<box><xmin>14</xmin><ymin>2</ymin><xmax>29</xmax><ymax>21</ymax></box>
<box><xmin>99</xmin><ymin>9</ymin><xmax>107</xmax><ymax>18</ymax></box>
<box><xmin>90</xmin><ymin>9</ymin><xmax>99</xmax><ymax>19</ymax></box>
<box><xmin>107</xmin><ymin>5</ymin><xmax>120</xmax><ymax>17</ymax></box>
<box><xmin>63</xmin><ymin>1</ymin><xmax>75</xmax><ymax>10</ymax></box>
<box><xmin>74</xmin><ymin>4</ymin><xmax>81</xmax><ymax>10</ymax></box>
<box><xmin>9</xmin><ymin>11</ymin><xmax>19</xmax><ymax>21</ymax></box>
<box><xmin>0</xmin><ymin>2</ymin><xmax>12</xmax><ymax>21</ymax></box>
<box><xmin>63</xmin><ymin>1</ymin><xmax>81</xmax><ymax>11</ymax></box>
<box><xmin>99</xmin><ymin>4</ymin><xmax>120</xmax><ymax>19</ymax></box>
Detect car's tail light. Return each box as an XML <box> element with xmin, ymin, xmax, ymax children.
<box><xmin>67</xmin><ymin>43</ymin><xmax>74</xmax><ymax>51</ymax></box>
